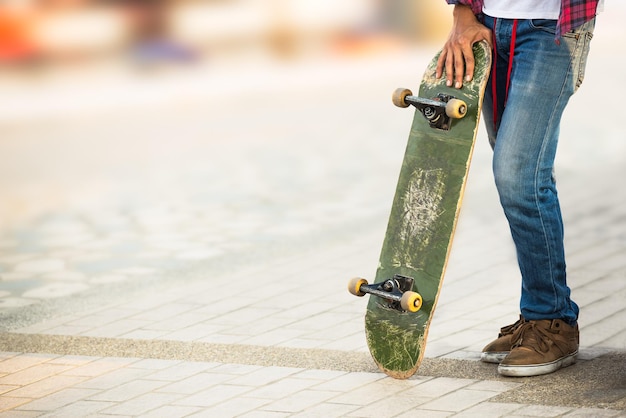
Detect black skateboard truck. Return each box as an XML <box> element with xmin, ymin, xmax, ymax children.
<box><xmin>348</xmin><ymin>274</ymin><xmax>423</xmax><ymax>313</ymax></box>
<box><xmin>392</xmin><ymin>88</ymin><xmax>467</xmax><ymax>131</ymax></box>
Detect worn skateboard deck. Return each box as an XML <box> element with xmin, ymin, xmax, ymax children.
<box><xmin>350</xmin><ymin>41</ymin><xmax>491</xmax><ymax>379</ymax></box>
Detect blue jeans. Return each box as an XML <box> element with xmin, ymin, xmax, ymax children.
<box><xmin>481</xmin><ymin>16</ymin><xmax>595</xmax><ymax>325</ymax></box>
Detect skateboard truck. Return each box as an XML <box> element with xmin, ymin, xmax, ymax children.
<box><xmin>392</xmin><ymin>88</ymin><xmax>467</xmax><ymax>131</ymax></box>
<box><xmin>348</xmin><ymin>274</ymin><xmax>423</xmax><ymax>313</ymax></box>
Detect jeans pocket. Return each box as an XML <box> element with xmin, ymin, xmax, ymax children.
<box><xmin>575</xmin><ymin>32</ymin><xmax>593</xmax><ymax>91</ymax></box>
<box><xmin>570</xmin><ymin>22</ymin><xmax>595</xmax><ymax>92</ymax></box>
<box><xmin>530</xmin><ymin>19</ymin><xmax>583</xmax><ymax>39</ymax></box>
<box><xmin>529</xmin><ymin>19</ymin><xmax>557</xmax><ymax>33</ymax></box>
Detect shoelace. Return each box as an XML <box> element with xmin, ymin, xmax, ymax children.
<box><xmin>498</xmin><ymin>315</ymin><xmax>525</xmax><ymax>337</ymax></box>
<box><xmin>510</xmin><ymin>321</ymin><xmax>561</xmax><ymax>354</ymax></box>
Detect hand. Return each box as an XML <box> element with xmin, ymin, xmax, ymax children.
<box><xmin>436</xmin><ymin>5</ymin><xmax>492</xmax><ymax>89</ymax></box>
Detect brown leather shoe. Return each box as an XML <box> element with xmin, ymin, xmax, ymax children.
<box><xmin>498</xmin><ymin>319</ymin><xmax>579</xmax><ymax>377</ymax></box>
<box><xmin>481</xmin><ymin>315</ymin><xmax>525</xmax><ymax>364</ymax></box>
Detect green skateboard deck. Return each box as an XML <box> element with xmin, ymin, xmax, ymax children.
<box><xmin>349</xmin><ymin>41</ymin><xmax>491</xmax><ymax>379</ymax></box>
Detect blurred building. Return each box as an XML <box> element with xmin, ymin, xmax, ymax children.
<box><xmin>0</xmin><ymin>1</ymin><xmax>40</xmax><ymax>65</ymax></box>
<box><xmin>0</xmin><ymin>0</ymin><xmax>450</xmax><ymax>68</ymax></box>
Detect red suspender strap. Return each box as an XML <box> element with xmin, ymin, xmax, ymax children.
<box><xmin>491</xmin><ymin>25</ymin><xmax>498</xmax><ymax>130</ymax></box>
<box><xmin>491</xmin><ymin>18</ymin><xmax>518</xmax><ymax>131</ymax></box>
<box><xmin>505</xmin><ymin>19</ymin><xmax>518</xmax><ymax>105</ymax></box>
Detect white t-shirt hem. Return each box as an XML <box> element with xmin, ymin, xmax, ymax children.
<box><xmin>482</xmin><ymin>0</ymin><xmax>603</xmax><ymax>20</ymax></box>
<box><xmin>482</xmin><ymin>0</ymin><xmax>560</xmax><ymax>20</ymax></box>
<box><xmin>481</xmin><ymin>9</ymin><xmax>560</xmax><ymax>20</ymax></box>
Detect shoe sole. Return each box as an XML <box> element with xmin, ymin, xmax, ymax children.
<box><xmin>498</xmin><ymin>351</ymin><xmax>577</xmax><ymax>377</ymax></box>
<box><xmin>480</xmin><ymin>351</ymin><xmax>509</xmax><ymax>364</ymax></box>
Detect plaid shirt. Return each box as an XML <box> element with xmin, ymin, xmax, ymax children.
<box><xmin>445</xmin><ymin>0</ymin><xmax>599</xmax><ymax>37</ymax></box>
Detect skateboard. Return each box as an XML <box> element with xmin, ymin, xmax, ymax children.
<box><xmin>348</xmin><ymin>41</ymin><xmax>491</xmax><ymax>379</ymax></box>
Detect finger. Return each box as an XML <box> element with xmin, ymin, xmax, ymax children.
<box><xmin>453</xmin><ymin>48</ymin><xmax>466</xmax><ymax>88</ymax></box>
<box><xmin>445</xmin><ymin>50</ymin><xmax>456</xmax><ymax>87</ymax></box>
<box><xmin>463</xmin><ymin>47</ymin><xmax>476</xmax><ymax>83</ymax></box>
<box><xmin>436</xmin><ymin>49</ymin><xmax>447</xmax><ymax>79</ymax></box>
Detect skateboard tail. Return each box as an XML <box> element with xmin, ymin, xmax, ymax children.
<box><xmin>365</xmin><ymin>310</ymin><xmax>427</xmax><ymax>378</ymax></box>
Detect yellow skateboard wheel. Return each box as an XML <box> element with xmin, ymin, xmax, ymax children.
<box><xmin>400</xmin><ymin>291</ymin><xmax>423</xmax><ymax>313</ymax></box>
<box><xmin>445</xmin><ymin>98</ymin><xmax>467</xmax><ymax>119</ymax></box>
<box><xmin>348</xmin><ymin>277</ymin><xmax>368</xmax><ymax>297</ymax></box>
<box><xmin>392</xmin><ymin>88</ymin><xmax>412</xmax><ymax>108</ymax></box>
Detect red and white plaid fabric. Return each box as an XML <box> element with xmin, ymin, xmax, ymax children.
<box><xmin>445</xmin><ymin>0</ymin><xmax>599</xmax><ymax>37</ymax></box>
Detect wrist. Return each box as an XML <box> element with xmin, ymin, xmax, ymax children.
<box><xmin>453</xmin><ymin>4</ymin><xmax>479</xmax><ymax>26</ymax></box>
<box><xmin>453</xmin><ymin>4</ymin><xmax>475</xmax><ymax>18</ymax></box>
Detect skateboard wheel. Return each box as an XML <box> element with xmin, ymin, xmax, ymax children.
<box><xmin>348</xmin><ymin>277</ymin><xmax>368</xmax><ymax>297</ymax></box>
<box><xmin>400</xmin><ymin>291</ymin><xmax>423</xmax><ymax>313</ymax></box>
<box><xmin>445</xmin><ymin>98</ymin><xmax>467</xmax><ymax>119</ymax></box>
<box><xmin>392</xmin><ymin>88</ymin><xmax>412</xmax><ymax>108</ymax></box>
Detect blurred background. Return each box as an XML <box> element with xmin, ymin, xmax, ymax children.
<box><xmin>0</xmin><ymin>0</ymin><xmax>454</xmax><ymax>229</ymax></box>
<box><xmin>0</xmin><ymin>0</ymin><xmax>457</xmax><ymax>311</ymax></box>
<box><xmin>0</xmin><ymin>0</ymin><xmax>450</xmax><ymax>70</ymax></box>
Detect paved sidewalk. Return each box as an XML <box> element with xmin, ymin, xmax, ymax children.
<box><xmin>1</xmin><ymin>7</ymin><xmax>626</xmax><ymax>417</ymax></box>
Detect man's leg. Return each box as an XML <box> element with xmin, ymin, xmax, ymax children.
<box><xmin>481</xmin><ymin>16</ymin><xmax>594</xmax><ymax>376</ymax></box>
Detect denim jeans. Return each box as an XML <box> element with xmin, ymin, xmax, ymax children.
<box><xmin>481</xmin><ymin>16</ymin><xmax>595</xmax><ymax>325</ymax></box>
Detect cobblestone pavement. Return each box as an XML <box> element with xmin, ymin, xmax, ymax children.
<box><xmin>1</xmin><ymin>7</ymin><xmax>626</xmax><ymax>417</ymax></box>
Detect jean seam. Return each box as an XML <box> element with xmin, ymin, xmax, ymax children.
<box><xmin>534</xmin><ymin>52</ymin><xmax>573</xmax><ymax>316</ymax></box>
<box><xmin>534</xmin><ymin>127</ymin><xmax>558</xmax><ymax>314</ymax></box>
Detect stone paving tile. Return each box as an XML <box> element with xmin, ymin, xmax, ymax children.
<box><xmin>99</xmin><ymin>392</ymin><xmax>185</xmax><ymax>416</ymax></box>
<box><xmin>395</xmin><ymin>411</ymin><xmax>453</xmax><ymax>418</ymax></box>
<box><xmin>245</xmin><ymin>378</ymin><xmax>322</xmax><ymax>400</ymax></box>
<box><xmin>174</xmin><ymin>384</ymin><xmax>256</xmax><ymax>408</ymax></box>
<box><xmin>290</xmin><ymin>402</ymin><xmax>362</xmax><ymax>418</ymax></box>
<box><xmin>4</xmin><ymin>375</ymin><xmax>88</xmax><ymax>399</ymax></box>
<box><xmin>329</xmin><ymin>378</ymin><xmax>426</xmax><ymax>408</ymax></box>
<box><xmin>59</xmin><ymin>357</ymin><xmax>140</xmax><ymax>378</ymax></box>
<box><xmin>13</xmin><ymin>387</ymin><xmax>102</xmax><ymax>413</ymax></box>
<box><xmin>0</xmin><ymin>354</ymin><xmax>52</xmax><ymax>374</ymax></box>
<box><xmin>186</xmin><ymin>397</ymin><xmax>272</xmax><ymax>418</ymax></box>
<box><xmin>145</xmin><ymin>361</ymin><xmax>221</xmax><ymax>382</ymax></box>
<box><xmin>563</xmin><ymin>409</ymin><xmax>626</xmax><ymax>417</ymax></box>
<box><xmin>453</xmin><ymin>402</ymin><xmax>525</xmax><ymax>417</ymax></box>
<box><xmin>0</xmin><ymin>363</ymin><xmax>75</xmax><ymax>386</ymax></box>
<box><xmin>227</xmin><ymin>367</ymin><xmax>305</xmax><ymax>387</ymax></box>
<box><xmin>72</xmin><ymin>367</ymin><xmax>156</xmax><ymax>391</ymax></box>
<box><xmin>507</xmin><ymin>404</ymin><xmax>575</xmax><ymax>417</ymax></box>
<box><xmin>311</xmin><ymin>372</ymin><xmax>386</xmax><ymax>393</ymax></box>
<box><xmin>259</xmin><ymin>389</ymin><xmax>342</xmax><ymax>414</ymax></box>
<box><xmin>156</xmin><ymin>372</ymin><xmax>233</xmax><ymax>396</ymax></box>
<box><xmin>87</xmin><ymin>379</ymin><xmax>169</xmax><ymax>403</ymax></box>
<box><xmin>418</xmin><ymin>388</ymin><xmax>508</xmax><ymax>413</ymax></box>
<box><xmin>140</xmin><ymin>405</ymin><xmax>204</xmax><ymax>418</ymax></box>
